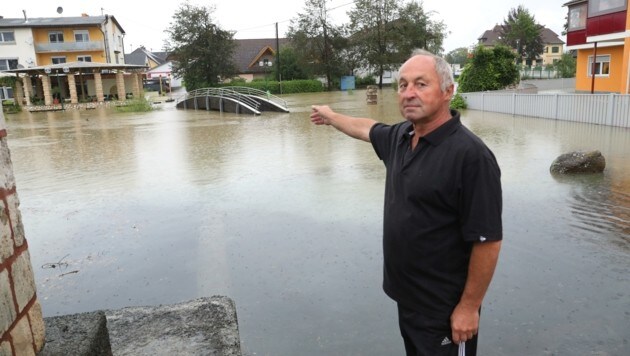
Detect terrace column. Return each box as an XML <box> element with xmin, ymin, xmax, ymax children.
<box><xmin>67</xmin><ymin>74</ymin><xmax>78</xmax><ymax>104</ymax></box>
<box><xmin>14</xmin><ymin>81</ymin><xmax>24</xmax><ymax>107</ymax></box>
<box><xmin>94</xmin><ymin>71</ymin><xmax>104</xmax><ymax>103</ymax></box>
<box><xmin>115</xmin><ymin>71</ymin><xmax>126</xmax><ymax>101</ymax></box>
<box><xmin>42</xmin><ymin>75</ymin><xmax>53</xmax><ymax>106</ymax></box>
<box><xmin>22</xmin><ymin>75</ymin><xmax>32</xmax><ymax>106</ymax></box>
<box><xmin>0</xmin><ymin>107</ymin><xmax>46</xmax><ymax>355</ymax></box>
<box><xmin>130</xmin><ymin>73</ymin><xmax>140</xmax><ymax>99</ymax></box>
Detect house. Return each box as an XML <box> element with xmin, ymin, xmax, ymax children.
<box><xmin>233</xmin><ymin>38</ymin><xmax>289</xmax><ymax>82</ymax></box>
<box><xmin>564</xmin><ymin>0</ymin><xmax>630</xmax><ymax>93</ymax></box>
<box><xmin>125</xmin><ymin>47</ymin><xmax>182</xmax><ymax>89</ymax></box>
<box><xmin>0</xmin><ymin>12</ymin><xmax>146</xmax><ymax>107</ymax></box>
<box><xmin>478</xmin><ymin>25</ymin><xmax>565</xmax><ymax>66</ymax></box>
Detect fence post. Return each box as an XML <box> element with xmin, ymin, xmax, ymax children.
<box><xmin>512</xmin><ymin>93</ymin><xmax>516</xmax><ymax>116</ymax></box>
<box><xmin>606</xmin><ymin>93</ymin><xmax>615</xmax><ymax>126</ymax></box>
<box><xmin>482</xmin><ymin>93</ymin><xmax>485</xmax><ymax>112</ymax></box>
<box><xmin>554</xmin><ymin>94</ymin><xmax>559</xmax><ymax>120</ymax></box>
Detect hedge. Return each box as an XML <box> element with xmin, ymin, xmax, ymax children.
<box><xmin>221</xmin><ymin>79</ymin><xmax>324</xmax><ymax>94</ymax></box>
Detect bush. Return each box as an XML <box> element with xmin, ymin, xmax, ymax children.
<box><xmin>355</xmin><ymin>75</ymin><xmax>376</xmax><ymax>88</ymax></box>
<box><xmin>1</xmin><ymin>100</ymin><xmax>21</xmax><ymax>114</ymax></box>
<box><xmin>450</xmin><ymin>93</ymin><xmax>467</xmax><ymax>110</ymax></box>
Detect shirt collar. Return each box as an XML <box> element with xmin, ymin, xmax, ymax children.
<box><xmin>398</xmin><ymin>110</ymin><xmax>461</xmax><ymax>146</ymax></box>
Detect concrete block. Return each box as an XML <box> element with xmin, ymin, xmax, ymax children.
<box><xmin>0</xmin><ymin>269</ymin><xmax>16</xmax><ymax>335</ymax></box>
<box><xmin>0</xmin><ymin>140</ymin><xmax>17</xmax><ymax>191</ymax></box>
<box><xmin>10</xmin><ymin>250</ymin><xmax>35</xmax><ymax>313</ymax></box>
<box><xmin>106</xmin><ymin>296</ymin><xmax>241</xmax><ymax>356</ymax></box>
<box><xmin>40</xmin><ymin>311</ymin><xmax>112</xmax><ymax>356</ymax></box>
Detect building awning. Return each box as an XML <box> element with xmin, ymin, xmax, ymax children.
<box><xmin>2</xmin><ymin>61</ymin><xmax>148</xmax><ymax>75</ymax></box>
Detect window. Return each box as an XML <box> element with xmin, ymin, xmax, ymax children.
<box><xmin>0</xmin><ymin>58</ymin><xmax>18</xmax><ymax>71</ymax></box>
<box><xmin>0</xmin><ymin>31</ymin><xmax>15</xmax><ymax>43</ymax></box>
<box><xmin>552</xmin><ymin>47</ymin><xmax>560</xmax><ymax>54</ymax></box>
<box><xmin>49</xmin><ymin>31</ymin><xmax>64</xmax><ymax>43</ymax></box>
<box><xmin>588</xmin><ymin>0</ymin><xmax>627</xmax><ymax>17</ymax></box>
<box><xmin>587</xmin><ymin>55</ymin><xmax>611</xmax><ymax>76</ymax></box>
<box><xmin>77</xmin><ymin>55</ymin><xmax>92</xmax><ymax>62</ymax></box>
<box><xmin>74</xmin><ymin>30</ymin><xmax>89</xmax><ymax>42</ymax></box>
<box><xmin>51</xmin><ymin>56</ymin><xmax>67</xmax><ymax>64</ymax></box>
<box><xmin>568</xmin><ymin>4</ymin><xmax>587</xmax><ymax>30</ymax></box>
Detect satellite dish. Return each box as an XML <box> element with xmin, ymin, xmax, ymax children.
<box><xmin>57</xmin><ymin>7</ymin><xmax>63</xmax><ymax>14</ymax></box>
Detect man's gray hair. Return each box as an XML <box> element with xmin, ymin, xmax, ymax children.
<box><xmin>410</xmin><ymin>49</ymin><xmax>454</xmax><ymax>92</ymax></box>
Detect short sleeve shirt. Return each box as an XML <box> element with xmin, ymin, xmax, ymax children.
<box><xmin>369</xmin><ymin>110</ymin><xmax>502</xmax><ymax>318</ymax></box>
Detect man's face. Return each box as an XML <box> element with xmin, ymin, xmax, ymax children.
<box><xmin>397</xmin><ymin>55</ymin><xmax>452</xmax><ymax>124</ymax></box>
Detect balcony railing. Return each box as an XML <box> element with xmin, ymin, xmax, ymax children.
<box><xmin>35</xmin><ymin>41</ymin><xmax>104</xmax><ymax>53</ymax></box>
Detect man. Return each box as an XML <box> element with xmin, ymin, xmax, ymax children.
<box><xmin>310</xmin><ymin>49</ymin><xmax>502</xmax><ymax>356</ymax></box>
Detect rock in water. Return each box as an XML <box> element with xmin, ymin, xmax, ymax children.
<box><xmin>550</xmin><ymin>150</ymin><xmax>606</xmax><ymax>174</ymax></box>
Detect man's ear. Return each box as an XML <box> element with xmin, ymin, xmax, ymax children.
<box><xmin>444</xmin><ymin>84</ymin><xmax>455</xmax><ymax>101</ymax></box>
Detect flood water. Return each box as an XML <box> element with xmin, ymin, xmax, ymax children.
<box><xmin>5</xmin><ymin>90</ymin><xmax>629</xmax><ymax>355</ymax></box>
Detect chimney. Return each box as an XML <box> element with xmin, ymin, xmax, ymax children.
<box><xmin>22</xmin><ymin>10</ymin><xmax>28</xmax><ymax>22</ymax></box>
<box><xmin>81</xmin><ymin>13</ymin><xmax>89</xmax><ymax>17</ymax></box>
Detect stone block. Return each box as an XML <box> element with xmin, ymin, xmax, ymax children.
<box><xmin>28</xmin><ymin>300</ymin><xmax>45</xmax><ymax>353</ymax></box>
<box><xmin>5</xmin><ymin>192</ymin><xmax>25</xmax><ymax>246</ymax></box>
<box><xmin>0</xmin><ymin>340</ymin><xmax>13</xmax><ymax>355</ymax></box>
<box><xmin>0</xmin><ymin>269</ymin><xmax>16</xmax><ymax>335</ymax></box>
<box><xmin>0</xmin><ymin>140</ymin><xmax>17</xmax><ymax>191</ymax></box>
<box><xmin>40</xmin><ymin>311</ymin><xmax>112</xmax><ymax>356</ymax></box>
<box><xmin>10</xmin><ymin>316</ymin><xmax>35</xmax><ymax>356</ymax></box>
<box><xmin>10</xmin><ymin>250</ymin><xmax>36</xmax><ymax>313</ymax></box>
<box><xmin>0</xmin><ymin>200</ymin><xmax>13</xmax><ymax>262</ymax></box>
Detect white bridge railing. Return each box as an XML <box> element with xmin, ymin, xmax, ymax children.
<box><xmin>460</xmin><ymin>92</ymin><xmax>630</xmax><ymax>128</ymax></box>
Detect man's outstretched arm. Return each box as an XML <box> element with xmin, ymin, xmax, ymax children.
<box><xmin>310</xmin><ymin>105</ymin><xmax>377</xmax><ymax>142</ymax></box>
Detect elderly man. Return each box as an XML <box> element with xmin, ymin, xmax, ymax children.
<box><xmin>310</xmin><ymin>49</ymin><xmax>502</xmax><ymax>356</ymax></box>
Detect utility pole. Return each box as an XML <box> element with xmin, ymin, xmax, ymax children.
<box><xmin>276</xmin><ymin>22</ymin><xmax>282</xmax><ymax>94</ymax></box>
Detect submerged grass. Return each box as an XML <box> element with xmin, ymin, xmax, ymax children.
<box><xmin>115</xmin><ymin>96</ymin><xmax>154</xmax><ymax>112</ymax></box>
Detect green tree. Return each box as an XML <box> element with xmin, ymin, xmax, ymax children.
<box><xmin>394</xmin><ymin>2</ymin><xmax>447</xmax><ymax>57</ymax></box>
<box><xmin>445</xmin><ymin>47</ymin><xmax>470</xmax><ymax>65</ymax></box>
<box><xmin>499</xmin><ymin>6</ymin><xmax>544</xmax><ymax>64</ymax></box>
<box><xmin>555</xmin><ymin>52</ymin><xmax>577</xmax><ymax>78</ymax></box>
<box><xmin>348</xmin><ymin>0</ymin><xmax>401</xmax><ymax>88</ymax></box>
<box><xmin>287</xmin><ymin>0</ymin><xmax>347</xmax><ymax>90</ymax></box>
<box><xmin>457</xmin><ymin>45</ymin><xmax>518</xmax><ymax>92</ymax></box>
<box><xmin>275</xmin><ymin>47</ymin><xmax>309</xmax><ymax>81</ymax></box>
<box><xmin>164</xmin><ymin>2</ymin><xmax>237</xmax><ymax>90</ymax></box>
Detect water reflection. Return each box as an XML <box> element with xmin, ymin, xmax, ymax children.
<box><xmin>5</xmin><ymin>91</ymin><xmax>630</xmax><ymax>355</ymax></box>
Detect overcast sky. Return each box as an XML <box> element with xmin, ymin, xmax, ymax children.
<box><xmin>3</xmin><ymin>0</ymin><xmax>568</xmax><ymax>54</ymax></box>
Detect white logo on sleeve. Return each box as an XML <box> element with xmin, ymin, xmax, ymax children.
<box><xmin>441</xmin><ymin>336</ymin><xmax>452</xmax><ymax>346</ymax></box>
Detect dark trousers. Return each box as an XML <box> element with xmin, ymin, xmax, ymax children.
<box><xmin>397</xmin><ymin>304</ymin><xmax>478</xmax><ymax>356</ymax></box>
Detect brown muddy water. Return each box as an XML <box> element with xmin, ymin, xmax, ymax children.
<box><xmin>5</xmin><ymin>89</ymin><xmax>629</xmax><ymax>355</ymax></box>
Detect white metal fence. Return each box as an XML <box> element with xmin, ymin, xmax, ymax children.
<box><xmin>460</xmin><ymin>92</ymin><xmax>630</xmax><ymax>128</ymax></box>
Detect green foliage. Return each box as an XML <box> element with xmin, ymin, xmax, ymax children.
<box><xmin>394</xmin><ymin>1</ymin><xmax>446</xmax><ymax>57</ymax></box>
<box><xmin>0</xmin><ymin>76</ymin><xmax>17</xmax><ymax>87</ymax></box>
<box><xmin>449</xmin><ymin>93</ymin><xmax>467</xmax><ymax>110</ymax></box>
<box><xmin>287</xmin><ymin>0</ymin><xmax>348</xmax><ymax>90</ymax></box>
<box><xmin>1</xmin><ymin>100</ymin><xmax>21</xmax><ymax>114</ymax></box>
<box><xmin>275</xmin><ymin>46</ymin><xmax>310</xmax><ymax>81</ymax></box>
<box><xmin>499</xmin><ymin>6</ymin><xmax>544</xmax><ymax>63</ymax></box>
<box><xmin>355</xmin><ymin>75</ymin><xmax>376</xmax><ymax>88</ymax></box>
<box><xmin>116</xmin><ymin>96</ymin><xmax>153</xmax><ymax>112</ymax></box>
<box><xmin>555</xmin><ymin>52</ymin><xmax>577</xmax><ymax>78</ymax></box>
<box><xmin>164</xmin><ymin>1</ymin><xmax>237</xmax><ymax>91</ymax></box>
<box><xmin>457</xmin><ymin>45</ymin><xmax>518</xmax><ymax>92</ymax></box>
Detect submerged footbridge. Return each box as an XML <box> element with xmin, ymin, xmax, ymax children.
<box><xmin>176</xmin><ymin>86</ymin><xmax>289</xmax><ymax>115</ymax></box>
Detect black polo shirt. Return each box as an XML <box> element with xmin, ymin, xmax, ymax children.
<box><xmin>369</xmin><ymin>110</ymin><xmax>502</xmax><ymax>319</ymax></box>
